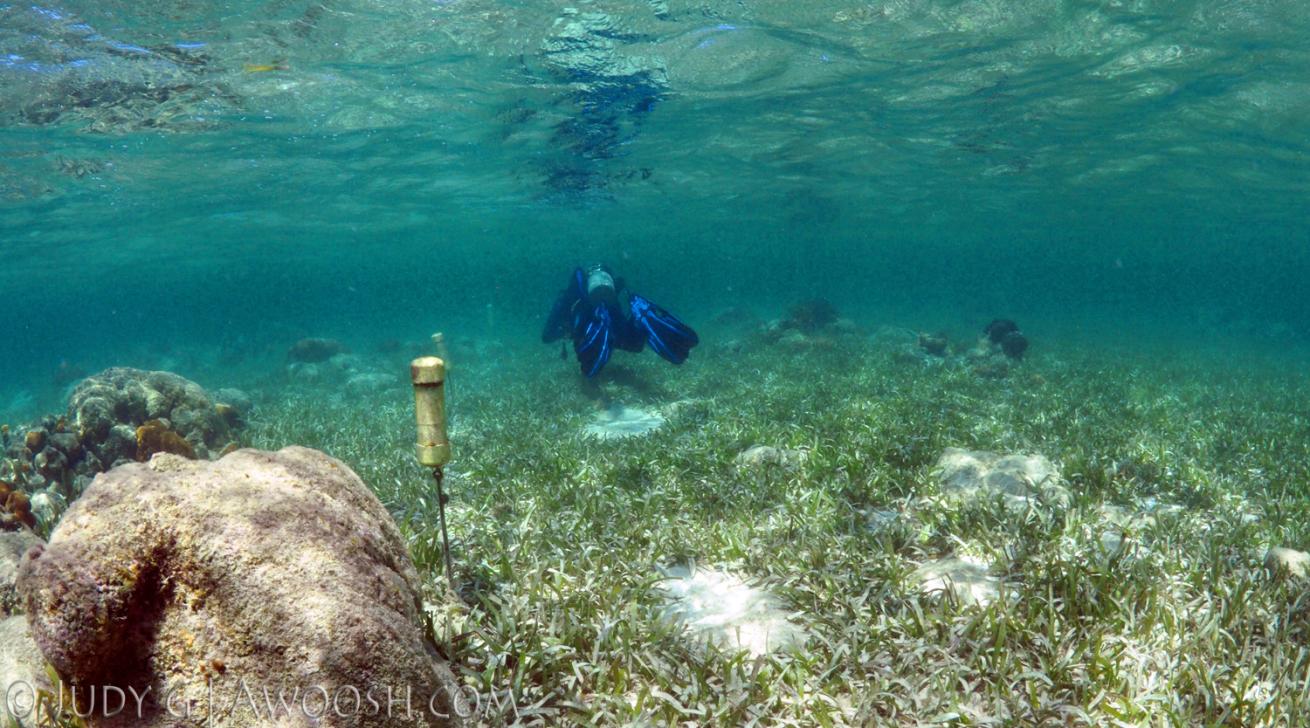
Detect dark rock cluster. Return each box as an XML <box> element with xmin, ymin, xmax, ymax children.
<box><xmin>1</xmin><ymin>414</ymin><xmax>90</xmax><ymax>515</ymax></box>
<box><xmin>983</xmin><ymin>319</ymin><xmax>1029</xmax><ymax>360</ymax></box>
<box><xmin>954</xmin><ymin>318</ymin><xmax>1031</xmax><ymax>378</ymax></box>
<box><xmin>714</xmin><ymin>299</ymin><xmax>861</xmax><ymax>356</ymax></box>
<box><xmin>287</xmin><ymin>336</ymin><xmax>349</xmax><ymax>363</ymax></box>
<box><xmin>887</xmin><ymin>319</ymin><xmax>1034</xmax><ymax>377</ymax></box>
<box><xmin>781</xmin><ymin>299</ymin><xmax>840</xmax><ymax>334</ymax></box>
<box><xmin>918</xmin><ymin>331</ymin><xmax>949</xmax><ymax>357</ymax></box>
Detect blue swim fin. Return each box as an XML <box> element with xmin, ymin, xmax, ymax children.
<box><xmin>629</xmin><ymin>294</ymin><xmax>699</xmax><ymax>365</ymax></box>
<box><xmin>573</xmin><ymin>304</ymin><xmax>613</xmax><ymax>378</ymax></box>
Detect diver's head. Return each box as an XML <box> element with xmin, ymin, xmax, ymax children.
<box><xmin>584</xmin><ymin>263</ymin><xmax>618</xmax><ymax>305</ymax></box>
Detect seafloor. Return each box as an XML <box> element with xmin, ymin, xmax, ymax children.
<box><xmin>8</xmin><ymin>318</ymin><xmax>1310</xmax><ymax>725</ymax></box>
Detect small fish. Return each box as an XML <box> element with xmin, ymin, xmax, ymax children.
<box><xmin>243</xmin><ymin>62</ymin><xmax>288</xmax><ymax>73</ymax></box>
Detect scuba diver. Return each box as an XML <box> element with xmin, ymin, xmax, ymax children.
<box><xmin>542</xmin><ymin>264</ymin><xmax>699</xmax><ymax>378</ymax></box>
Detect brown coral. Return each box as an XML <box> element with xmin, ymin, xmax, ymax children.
<box><xmin>1</xmin><ymin>488</ymin><xmax>35</xmax><ymax>530</ymax></box>
<box><xmin>135</xmin><ymin>420</ymin><xmax>196</xmax><ymax>462</ymax></box>
<box><xmin>24</xmin><ymin>430</ymin><xmax>45</xmax><ymax>453</ymax></box>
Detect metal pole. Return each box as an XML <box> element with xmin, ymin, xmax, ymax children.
<box><xmin>433</xmin><ymin>467</ymin><xmax>454</xmax><ymax>589</ymax></box>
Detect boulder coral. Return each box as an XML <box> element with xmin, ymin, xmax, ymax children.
<box><xmin>17</xmin><ymin>446</ymin><xmax>468</xmax><ymax>727</ymax></box>
<box><xmin>67</xmin><ymin>367</ymin><xmax>241</xmax><ymax>467</ymax></box>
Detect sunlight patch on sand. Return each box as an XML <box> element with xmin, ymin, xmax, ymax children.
<box><xmin>656</xmin><ymin>565</ymin><xmax>805</xmax><ymax>656</ymax></box>
<box><xmin>584</xmin><ymin>405</ymin><xmax>665</xmax><ymax>439</ymax></box>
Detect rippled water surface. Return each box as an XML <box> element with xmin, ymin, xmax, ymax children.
<box><xmin>1</xmin><ymin>0</ymin><xmax>1307</xmax><ymax>402</ymax></box>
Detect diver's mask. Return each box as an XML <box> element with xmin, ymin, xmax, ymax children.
<box><xmin>585</xmin><ymin>265</ymin><xmax>618</xmax><ymax>305</ymax></box>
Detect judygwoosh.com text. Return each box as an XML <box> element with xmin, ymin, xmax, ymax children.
<box><xmin>3</xmin><ymin>678</ymin><xmax>520</xmax><ymax>724</ymax></box>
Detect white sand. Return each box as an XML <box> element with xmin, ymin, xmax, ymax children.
<box><xmin>656</xmin><ymin>565</ymin><xmax>805</xmax><ymax>656</ymax></box>
<box><xmin>583</xmin><ymin>405</ymin><xmax>665</xmax><ymax>440</ymax></box>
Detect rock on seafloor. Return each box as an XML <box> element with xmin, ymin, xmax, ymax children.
<box><xmin>913</xmin><ymin>556</ymin><xmax>1005</xmax><ymax>607</ymax></box>
<box><xmin>1265</xmin><ymin>547</ymin><xmax>1310</xmax><ymax>580</ymax></box>
<box><xmin>934</xmin><ymin>447</ymin><xmax>1070</xmax><ymax>510</ymax></box>
<box><xmin>1</xmin><ymin>530</ymin><xmax>42</xmax><ymax>617</ymax></box>
<box><xmin>1</xmin><ymin>615</ymin><xmax>52</xmax><ymax>726</ymax></box>
<box><xmin>286</xmin><ymin>337</ymin><xmax>349</xmax><ymax>364</ymax></box>
<box><xmin>16</xmin><ymin>447</ymin><xmax>468</xmax><ymax>727</ymax></box>
<box><xmin>1</xmin><ymin>531</ymin><xmax>47</xmax><ymax>726</ymax></box>
<box><xmin>734</xmin><ymin>445</ymin><xmax>807</xmax><ymax>473</ymax></box>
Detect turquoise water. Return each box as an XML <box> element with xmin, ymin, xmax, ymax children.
<box><xmin>1</xmin><ymin>0</ymin><xmax>1308</xmax><ymax>415</ymax></box>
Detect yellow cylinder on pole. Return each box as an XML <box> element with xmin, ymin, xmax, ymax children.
<box><xmin>411</xmin><ymin>356</ymin><xmax>451</xmax><ymax>468</ymax></box>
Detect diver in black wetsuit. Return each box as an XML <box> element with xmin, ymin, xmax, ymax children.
<box><xmin>542</xmin><ymin>264</ymin><xmax>699</xmax><ymax>378</ymax></box>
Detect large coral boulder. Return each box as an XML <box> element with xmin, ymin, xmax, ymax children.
<box><xmin>17</xmin><ymin>447</ymin><xmax>468</xmax><ymax>727</ymax></box>
<box><xmin>68</xmin><ymin>367</ymin><xmax>241</xmax><ymax>468</ymax></box>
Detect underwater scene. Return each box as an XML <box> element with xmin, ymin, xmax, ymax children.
<box><xmin>2</xmin><ymin>0</ymin><xmax>1310</xmax><ymax>725</ymax></box>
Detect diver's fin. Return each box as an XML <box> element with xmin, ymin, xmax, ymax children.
<box><xmin>573</xmin><ymin>304</ymin><xmax>613</xmax><ymax>378</ymax></box>
<box><xmin>629</xmin><ymin>294</ymin><xmax>699</xmax><ymax>365</ymax></box>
